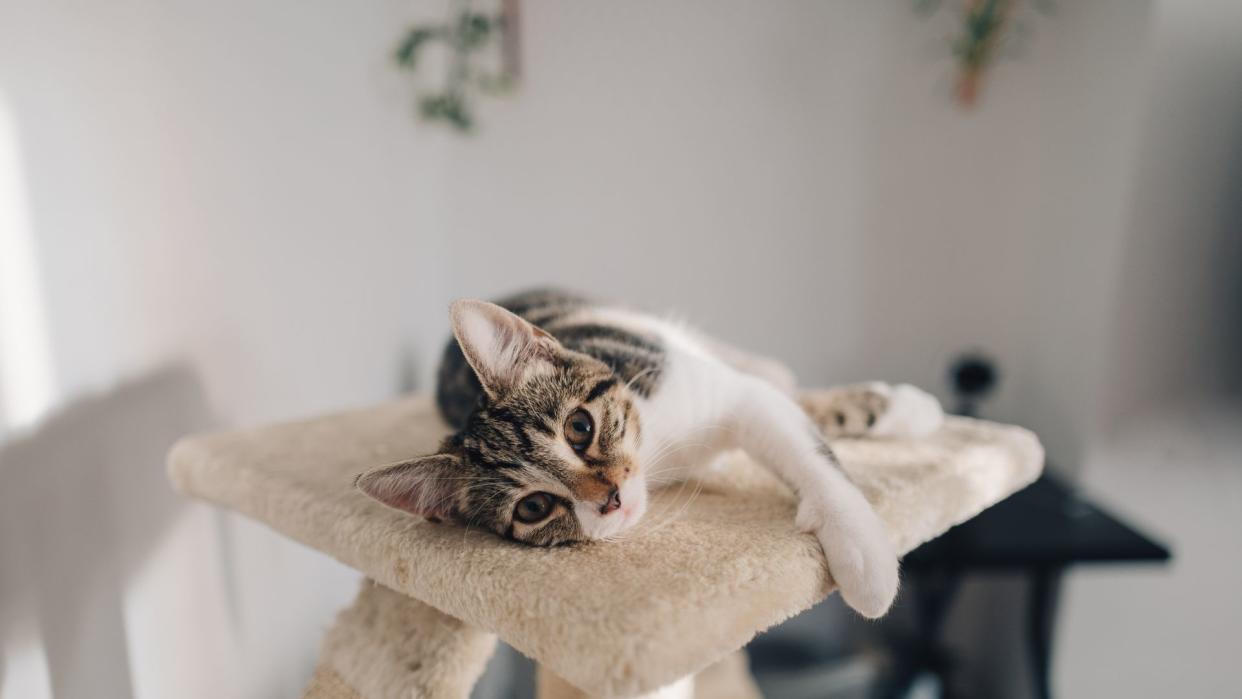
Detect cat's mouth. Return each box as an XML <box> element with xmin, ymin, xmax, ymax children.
<box><xmin>576</xmin><ymin>477</ymin><xmax>648</xmax><ymax>540</ymax></box>
<box><xmin>613</xmin><ymin>475</ymin><xmax>647</xmax><ymax>522</ymax></box>
<box><xmin>613</xmin><ymin>491</ymin><xmax>646</xmax><ymax>530</ymax></box>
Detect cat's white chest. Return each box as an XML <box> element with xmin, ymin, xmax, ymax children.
<box><xmin>583</xmin><ymin>308</ymin><xmax>745</xmax><ymax>475</ymax></box>
<box><xmin>635</xmin><ymin>345</ymin><xmax>742</xmax><ymax>475</ymax></box>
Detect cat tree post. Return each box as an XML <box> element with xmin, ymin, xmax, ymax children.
<box><xmin>168</xmin><ymin>393</ymin><xmax>1042</xmax><ymax>698</ymax></box>
<box><xmin>300</xmin><ymin>576</ymin><xmax>752</xmax><ymax>699</ymax></box>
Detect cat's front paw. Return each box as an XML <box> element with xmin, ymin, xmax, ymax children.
<box><xmin>796</xmin><ymin>494</ymin><xmax>899</xmax><ymax>619</ymax></box>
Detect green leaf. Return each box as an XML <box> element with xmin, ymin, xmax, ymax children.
<box><xmin>455</xmin><ymin>12</ymin><xmax>494</xmax><ymax>50</ymax></box>
<box><xmin>395</xmin><ymin>26</ymin><xmax>441</xmax><ymax>68</ymax></box>
<box><xmin>419</xmin><ymin>93</ymin><xmax>473</xmax><ymax>132</ymax></box>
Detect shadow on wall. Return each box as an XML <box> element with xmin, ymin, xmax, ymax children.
<box><xmin>0</xmin><ymin>365</ymin><xmax>215</xmax><ymax>698</ymax></box>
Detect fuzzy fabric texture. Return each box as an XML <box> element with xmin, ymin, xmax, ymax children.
<box><xmin>305</xmin><ymin>579</ymin><xmax>496</xmax><ymax>699</ymax></box>
<box><xmin>306</xmin><ymin>579</ymin><xmax>762</xmax><ymax>699</ymax></box>
<box><xmin>536</xmin><ymin>650</ymin><xmax>760</xmax><ymax>699</ymax></box>
<box><xmin>168</xmin><ymin>394</ymin><xmax>1042</xmax><ymax>697</ymax></box>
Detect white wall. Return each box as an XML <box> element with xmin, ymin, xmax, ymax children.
<box><xmin>1061</xmin><ymin>1</ymin><xmax>1242</xmax><ymax>696</ymax></box>
<box><xmin>0</xmin><ymin>0</ymin><xmax>453</xmax><ymax>424</ymax></box>
<box><xmin>1060</xmin><ymin>401</ymin><xmax>1242</xmax><ymax>698</ymax></box>
<box><xmin>0</xmin><ymin>1</ymin><xmax>452</xmax><ymax>696</ymax></box>
<box><xmin>1105</xmin><ymin>0</ymin><xmax>1242</xmax><ymax>413</ymax></box>
<box><xmin>441</xmin><ymin>1</ymin><xmax>877</xmax><ymax>381</ymax></box>
<box><xmin>2</xmin><ymin>0</ymin><xmax>1237</xmax><ymax>697</ymax></box>
<box><xmin>438</xmin><ymin>0</ymin><xmax>1154</xmax><ymax>468</ymax></box>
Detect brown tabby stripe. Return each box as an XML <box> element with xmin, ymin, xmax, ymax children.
<box><xmin>543</xmin><ymin>323</ymin><xmax>663</xmax><ymax>398</ymax></box>
<box><xmin>499</xmin><ymin>291</ymin><xmax>664</xmax><ymax>399</ymax></box>
<box><xmin>586</xmin><ymin>377</ymin><xmax>618</xmax><ymax>402</ymax></box>
<box><xmin>436</xmin><ymin>289</ymin><xmax>666</xmax><ymax>429</ymax></box>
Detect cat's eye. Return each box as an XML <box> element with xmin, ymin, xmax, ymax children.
<box><xmin>564</xmin><ymin>408</ymin><xmax>594</xmax><ymax>451</ymax></box>
<box><xmin>514</xmin><ymin>492</ymin><xmax>555</xmax><ymax>524</ymax></box>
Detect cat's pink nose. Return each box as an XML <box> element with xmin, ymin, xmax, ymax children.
<box><xmin>599</xmin><ymin>488</ymin><xmax>621</xmax><ymax>515</ymax></box>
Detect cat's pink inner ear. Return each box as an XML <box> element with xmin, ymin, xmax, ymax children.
<box><xmin>355</xmin><ymin>454</ymin><xmax>461</xmax><ymax>521</ymax></box>
<box><xmin>449</xmin><ymin>299</ymin><xmax>556</xmax><ymax>397</ymax></box>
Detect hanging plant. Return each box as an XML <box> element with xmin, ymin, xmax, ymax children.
<box><xmin>394</xmin><ymin>0</ymin><xmax>521</xmax><ymax>132</ymax></box>
<box><xmin>918</xmin><ymin>0</ymin><xmax>1053</xmax><ymax>107</ymax></box>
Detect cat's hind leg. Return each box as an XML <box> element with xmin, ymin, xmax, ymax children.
<box><xmin>691</xmin><ymin>331</ymin><xmax>942</xmax><ymax>438</ymax></box>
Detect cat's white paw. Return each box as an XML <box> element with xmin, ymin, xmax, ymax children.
<box><xmin>869</xmin><ymin>383</ymin><xmax>944</xmax><ymax>439</ymax></box>
<box><xmin>796</xmin><ymin>493</ymin><xmax>899</xmax><ymax>619</ymax></box>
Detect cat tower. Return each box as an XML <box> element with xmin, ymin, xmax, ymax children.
<box><xmin>167</xmin><ymin>391</ymin><xmax>1042</xmax><ymax>698</ymax></box>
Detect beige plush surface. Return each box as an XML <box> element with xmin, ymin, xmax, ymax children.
<box><xmin>304</xmin><ymin>666</ymin><xmax>363</xmax><ymax>699</ymax></box>
<box><xmin>536</xmin><ymin>650</ymin><xmax>761</xmax><ymax>699</ymax></box>
<box><xmin>168</xmin><ymin>395</ymin><xmax>1042</xmax><ymax>697</ymax></box>
<box><xmin>307</xmin><ymin>578</ymin><xmax>760</xmax><ymax>699</ymax></box>
<box><xmin>306</xmin><ymin>579</ymin><xmax>497</xmax><ymax>699</ymax></box>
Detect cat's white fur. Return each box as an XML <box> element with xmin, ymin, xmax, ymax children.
<box><xmin>640</xmin><ymin>675</ymin><xmax>695</xmax><ymax>699</ymax></box>
<box><xmin>571</xmin><ymin>307</ymin><xmax>941</xmax><ymax>618</ymax></box>
<box><xmin>868</xmin><ymin>381</ymin><xmax>944</xmax><ymax>438</ymax></box>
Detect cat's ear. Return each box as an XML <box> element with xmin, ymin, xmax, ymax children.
<box><xmin>355</xmin><ymin>453</ymin><xmax>463</xmax><ymax>522</ymax></box>
<box><xmin>450</xmin><ymin>299</ymin><xmax>560</xmax><ymax>398</ymax></box>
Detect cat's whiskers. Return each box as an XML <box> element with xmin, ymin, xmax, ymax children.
<box><xmin>642</xmin><ymin>468</ymin><xmax>699</xmax><ymax>523</ymax></box>
<box><xmin>641</xmin><ymin>420</ymin><xmax>727</xmax><ymax>485</ymax></box>
<box><xmin>585</xmin><ymin>466</ymin><xmax>697</xmax><ymax>544</ymax></box>
<box><xmin>630</xmin><ymin>475</ymin><xmax>706</xmax><ymax>540</ymax></box>
<box><xmin>630</xmin><ymin>425</ymin><xmax>731</xmax><ymax>538</ymax></box>
<box><xmin>645</xmin><ymin>446</ymin><xmax>708</xmax><ymax>485</ymax></box>
<box><xmin>640</xmin><ymin>419</ymin><xmax>720</xmax><ymax>466</ymax></box>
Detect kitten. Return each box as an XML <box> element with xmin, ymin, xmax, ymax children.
<box><xmin>357</xmin><ymin>289</ymin><xmax>943</xmax><ymax>618</ymax></box>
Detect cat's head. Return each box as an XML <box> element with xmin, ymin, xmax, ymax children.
<box><xmin>356</xmin><ymin>299</ymin><xmax>648</xmax><ymax>546</ymax></box>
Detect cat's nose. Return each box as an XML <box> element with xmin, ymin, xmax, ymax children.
<box><xmin>599</xmin><ymin>487</ymin><xmax>621</xmax><ymax>515</ymax></box>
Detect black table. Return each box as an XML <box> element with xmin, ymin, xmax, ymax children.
<box><xmin>879</xmin><ymin>474</ymin><xmax>1172</xmax><ymax>699</ymax></box>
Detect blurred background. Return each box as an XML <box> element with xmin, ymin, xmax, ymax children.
<box><xmin>0</xmin><ymin>1</ymin><xmax>1239</xmax><ymax>697</ymax></box>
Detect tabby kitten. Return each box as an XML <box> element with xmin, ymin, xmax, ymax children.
<box><xmin>357</xmin><ymin>289</ymin><xmax>942</xmax><ymax>618</ymax></box>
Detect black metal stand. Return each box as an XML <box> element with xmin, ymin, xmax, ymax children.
<box><xmin>1026</xmin><ymin>567</ymin><xmax>1061</xmax><ymax>699</ymax></box>
<box><xmin>876</xmin><ymin>476</ymin><xmax>1169</xmax><ymax>699</ymax></box>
